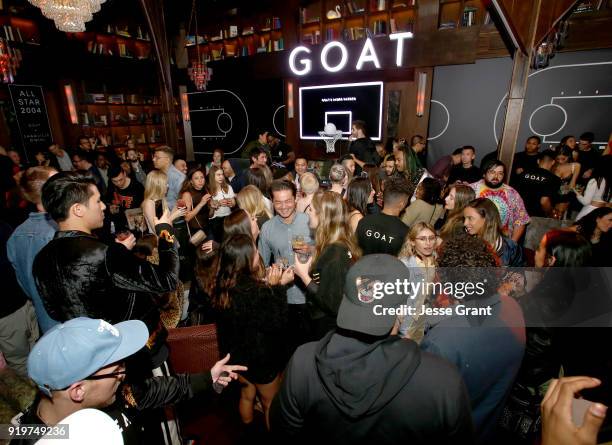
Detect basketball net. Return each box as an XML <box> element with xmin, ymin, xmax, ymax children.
<box><xmin>318</xmin><ymin>131</ymin><xmax>342</xmax><ymax>153</ymax></box>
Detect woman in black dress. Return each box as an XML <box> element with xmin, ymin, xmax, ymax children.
<box><xmin>212</xmin><ymin>234</ymin><xmax>293</xmax><ymax>428</ymax></box>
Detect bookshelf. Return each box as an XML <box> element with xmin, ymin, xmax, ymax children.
<box><xmin>65</xmin><ymin>23</ymin><xmax>153</xmax><ymax>60</ymax></box>
<box><xmin>69</xmin><ymin>82</ymin><xmax>183</xmax><ymax>158</ymax></box>
<box><xmin>438</xmin><ymin>0</ymin><xmax>492</xmax><ymax>30</ymax></box>
<box><xmin>299</xmin><ymin>0</ymin><xmax>417</xmax><ymax>45</ymax></box>
<box><xmin>185</xmin><ymin>11</ymin><xmax>285</xmax><ymax>62</ymax></box>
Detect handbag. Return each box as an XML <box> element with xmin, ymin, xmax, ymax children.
<box><xmin>185</xmin><ymin>201</ymin><xmax>207</xmax><ymax>246</ymax></box>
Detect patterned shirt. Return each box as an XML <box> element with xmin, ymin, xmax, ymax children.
<box><xmin>471</xmin><ymin>180</ymin><xmax>530</xmax><ymax>237</ymax></box>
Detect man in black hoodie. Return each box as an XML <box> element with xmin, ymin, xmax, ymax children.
<box><xmin>270</xmin><ymin>254</ymin><xmax>474</xmax><ymax>444</ymax></box>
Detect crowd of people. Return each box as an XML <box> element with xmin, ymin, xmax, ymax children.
<box><xmin>0</xmin><ymin>123</ymin><xmax>611</xmax><ymax>444</ymax></box>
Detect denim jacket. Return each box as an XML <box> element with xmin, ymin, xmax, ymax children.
<box><xmin>7</xmin><ymin>212</ymin><xmax>58</xmax><ymax>332</ymax></box>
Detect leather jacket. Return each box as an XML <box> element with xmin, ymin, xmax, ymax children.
<box><xmin>33</xmin><ymin>223</ymin><xmax>179</xmax><ymax>334</ymax></box>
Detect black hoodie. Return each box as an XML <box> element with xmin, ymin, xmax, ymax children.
<box><xmin>271</xmin><ymin>331</ymin><xmax>474</xmax><ymax>444</ymax></box>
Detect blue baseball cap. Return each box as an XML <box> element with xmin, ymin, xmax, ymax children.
<box><xmin>28</xmin><ymin>318</ymin><xmax>149</xmax><ymax>397</ymax></box>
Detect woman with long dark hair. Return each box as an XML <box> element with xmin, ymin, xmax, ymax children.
<box><xmin>401</xmin><ymin>177</ymin><xmax>444</xmax><ymax>227</ymax></box>
<box><xmin>463</xmin><ymin>198</ymin><xmax>524</xmax><ymax>266</ymax></box>
<box><xmin>292</xmin><ymin>191</ymin><xmax>360</xmax><ymax>339</ymax></box>
<box><xmin>180</xmin><ymin>167</ymin><xmax>211</xmax><ymax>239</ymax></box>
<box><xmin>213</xmin><ymin>234</ymin><xmax>293</xmax><ymax>428</ymax></box>
<box><xmin>573</xmin><ymin>207</ymin><xmax>612</xmax><ymax>266</ymax></box>
<box><xmin>345</xmin><ymin>177</ymin><xmax>375</xmax><ymax>232</ymax></box>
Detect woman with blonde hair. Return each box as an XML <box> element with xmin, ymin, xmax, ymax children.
<box><xmin>397</xmin><ymin>222</ymin><xmax>437</xmax><ymax>342</ymax></box>
<box><xmin>236</xmin><ymin>185</ymin><xmax>272</xmax><ymax>229</ymax></box>
<box><xmin>296</xmin><ymin>172</ymin><xmax>319</xmax><ymax>213</ymax></box>
<box><xmin>328</xmin><ymin>163</ymin><xmax>348</xmax><ymax>196</ymax></box>
<box><xmin>142</xmin><ymin>170</ymin><xmax>185</xmax><ymax>233</ymax></box>
<box><xmin>293</xmin><ymin>191</ymin><xmax>360</xmax><ymax>338</ymax></box>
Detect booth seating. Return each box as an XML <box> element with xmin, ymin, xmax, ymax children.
<box><xmin>166</xmin><ymin>324</ymin><xmax>240</xmax><ymax>445</ymax></box>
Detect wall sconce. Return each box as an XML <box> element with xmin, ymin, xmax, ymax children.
<box><xmin>416</xmin><ymin>72</ymin><xmax>427</xmax><ymax>117</ymax></box>
<box><xmin>287</xmin><ymin>82</ymin><xmax>294</xmax><ymax>119</ymax></box>
<box><xmin>64</xmin><ymin>84</ymin><xmax>78</xmax><ymax>124</ymax></box>
<box><xmin>180</xmin><ymin>92</ymin><xmax>190</xmax><ymax>122</ymax></box>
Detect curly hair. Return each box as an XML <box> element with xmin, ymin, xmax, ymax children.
<box><xmin>437</xmin><ymin>231</ymin><xmax>500</xmax><ymax>300</ymax></box>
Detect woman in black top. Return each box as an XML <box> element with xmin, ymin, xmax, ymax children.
<box><xmin>573</xmin><ymin>207</ymin><xmax>612</xmax><ymax>266</ymax></box>
<box><xmin>212</xmin><ymin>234</ymin><xmax>293</xmax><ymax>428</ymax></box>
<box><xmin>180</xmin><ymin>168</ymin><xmax>211</xmax><ymax>237</ymax></box>
<box><xmin>293</xmin><ymin>191</ymin><xmax>361</xmax><ymax>339</ymax></box>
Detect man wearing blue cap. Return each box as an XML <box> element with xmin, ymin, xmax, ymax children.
<box><xmin>271</xmin><ymin>254</ymin><xmax>474</xmax><ymax>443</ymax></box>
<box><xmin>12</xmin><ymin>317</ymin><xmax>245</xmax><ymax>445</ymax></box>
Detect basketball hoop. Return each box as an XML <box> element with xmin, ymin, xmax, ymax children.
<box><xmin>319</xmin><ymin>123</ymin><xmax>343</xmax><ymax>153</ymax></box>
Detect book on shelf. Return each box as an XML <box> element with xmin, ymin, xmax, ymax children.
<box><xmin>108</xmin><ymin>94</ymin><xmax>124</xmax><ymax>104</ymax></box>
<box><xmin>343</xmin><ymin>27</ymin><xmax>368</xmax><ymax>41</ymax></box>
<box><xmin>390</xmin><ymin>18</ymin><xmax>397</xmax><ymax>33</ymax></box>
<box><xmin>229</xmin><ymin>26</ymin><xmax>238</xmax><ymax>38</ymax></box>
<box><xmin>272</xmin><ymin>17</ymin><xmax>282</xmax><ymax>29</ymax></box>
<box><xmin>439</xmin><ymin>21</ymin><xmax>457</xmax><ymax>29</ymax></box>
<box><xmin>346</xmin><ymin>1</ymin><xmax>366</xmax><ymax>14</ymax></box>
<box><xmin>372</xmin><ymin>19</ymin><xmax>387</xmax><ymax>36</ymax></box>
<box><xmin>372</xmin><ymin>0</ymin><xmax>386</xmax><ymax>11</ymax></box>
<box><xmin>461</xmin><ymin>7</ymin><xmax>478</xmax><ymax>27</ymax></box>
<box><xmin>88</xmin><ymin>93</ymin><xmax>107</xmax><ymax>103</ymax></box>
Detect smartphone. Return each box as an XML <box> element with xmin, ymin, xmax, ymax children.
<box><xmin>154</xmin><ymin>200</ymin><xmax>163</xmax><ymax>219</ymax></box>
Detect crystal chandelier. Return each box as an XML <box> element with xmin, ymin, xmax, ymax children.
<box><xmin>188</xmin><ymin>60</ymin><xmax>210</xmax><ymax>91</ymax></box>
<box><xmin>186</xmin><ymin>0</ymin><xmax>211</xmax><ymax>91</ymax></box>
<box><xmin>0</xmin><ymin>38</ymin><xmax>21</xmax><ymax>83</ymax></box>
<box><xmin>28</xmin><ymin>0</ymin><xmax>106</xmax><ymax>32</ymax></box>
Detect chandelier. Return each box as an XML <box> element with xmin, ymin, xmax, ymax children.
<box><xmin>0</xmin><ymin>38</ymin><xmax>21</xmax><ymax>83</ymax></box>
<box><xmin>28</xmin><ymin>0</ymin><xmax>106</xmax><ymax>32</ymax></box>
<box><xmin>186</xmin><ymin>0</ymin><xmax>211</xmax><ymax>91</ymax></box>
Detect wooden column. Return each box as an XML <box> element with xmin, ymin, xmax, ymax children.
<box><xmin>140</xmin><ymin>0</ymin><xmax>179</xmax><ymax>152</ymax></box>
<box><xmin>497</xmin><ymin>0</ymin><xmax>542</xmax><ymax>179</ymax></box>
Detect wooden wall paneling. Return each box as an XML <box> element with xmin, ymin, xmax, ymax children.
<box><xmin>140</xmin><ymin>0</ymin><xmax>180</xmax><ymax>153</ymax></box>
<box><xmin>494</xmin><ymin>0</ymin><xmax>536</xmax><ymax>53</ymax></box>
<box><xmin>408</xmin><ymin>27</ymin><xmax>480</xmax><ymax>67</ymax></box>
<box><xmin>498</xmin><ymin>0</ymin><xmax>542</xmax><ymax>178</ymax></box>
<box><xmin>417</xmin><ymin>0</ymin><xmax>441</xmax><ymax>32</ymax></box>
<box><xmin>563</xmin><ymin>10</ymin><xmax>612</xmax><ymax>51</ymax></box>
<box><xmin>534</xmin><ymin>0</ymin><xmax>579</xmax><ymax>46</ymax></box>
<box><xmin>44</xmin><ymin>90</ymin><xmax>66</xmax><ymax>147</ymax></box>
<box><xmin>477</xmin><ymin>27</ymin><xmax>511</xmax><ymax>58</ymax></box>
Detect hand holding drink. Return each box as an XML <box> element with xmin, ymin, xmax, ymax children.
<box><xmin>292</xmin><ymin>235</ymin><xmax>311</xmax><ymax>262</ymax></box>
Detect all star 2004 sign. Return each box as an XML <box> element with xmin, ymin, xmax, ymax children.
<box><xmin>288</xmin><ymin>32</ymin><xmax>414</xmax><ymax>76</ymax></box>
